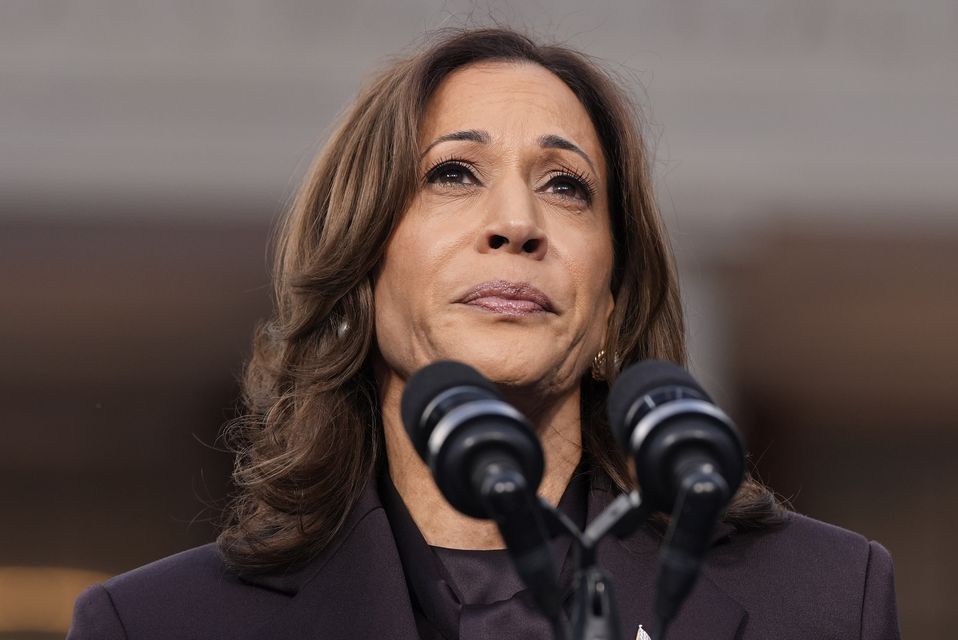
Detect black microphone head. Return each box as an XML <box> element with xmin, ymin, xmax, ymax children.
<box><xmin>607</xmin><ymin>360</ymin><xmax>711</xmax><ymax>451</ymax></box>
<box><xmin>400</xmin><ymin>360</ymin><xmax>500</xmax><ymax>459</ymax></box>
<box><xmin>400</xmin><ymin>360</ymin><xmax>543</xmax><ymax>519</ymax></box>
<box><xmin>608</xmin><ymin>360</ymin><xmax>742</xmax><ymax>514</ymax></box>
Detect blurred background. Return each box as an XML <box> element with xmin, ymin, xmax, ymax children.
<box><xmin>1</xmin><ymin>1</ymin><xmax>955</xmax><ymax>637</ymax></box>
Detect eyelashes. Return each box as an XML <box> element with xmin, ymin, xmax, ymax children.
<box><xmin>424</xmin><ymin>156</ymin><xmax>478</xmax><ymax>187</ymax></box>
<box><xmin>423</xmin><ymin>156</ymin><xmax>598</xmax><ymax>205</ymax></box>
<box><xmin>547</xmin><ymin>163</ymin><xmax>598</xmax><ymax>204</ymax></box>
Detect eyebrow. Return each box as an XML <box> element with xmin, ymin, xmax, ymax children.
<box><xmin>537</xmin><ymin>134</ymin><xmax>596</xmax><ymax>174</ymax></box>
<box><xmin>421</xmin><ymin>129</ymin><xmax>597</xmax><ymax>174</ymax></box>
<box><xmin>421</xmin><ymin>129</ymin><xmax>490</xmax><ymax>157</ymax></box>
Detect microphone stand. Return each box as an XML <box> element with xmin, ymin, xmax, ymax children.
<box><xmin>531</xmin><ymin>491</ymin><xmax>653</xmax><ymax>640</ymax></box>
<box><xmin>484</xmin><ymin>472</ymin><xmax>714</xmax><ymax>640</ymax></box>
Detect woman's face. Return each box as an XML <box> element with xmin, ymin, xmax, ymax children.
<box><xmin>374</xmin><ymin>61</ymin><xmax>614</xmax><ymax>399</ymax></box>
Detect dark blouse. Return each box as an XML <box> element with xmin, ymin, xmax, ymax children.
<box><xmin>378</xmin><ymin>470</ymin><xmax>589</xmax><ymax>640</ymax></box>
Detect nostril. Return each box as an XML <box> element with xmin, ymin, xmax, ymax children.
<box><xmin>489</xmin><ymin>235</ymin><xmax>508</xmax><ymax>249</ymax></box>
<box><xmin>522</xmin><ymin>238</ymin><xmax>540</xmax><ymax>254</ymax></box>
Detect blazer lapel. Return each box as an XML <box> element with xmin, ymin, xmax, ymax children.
<box><xmin>590</xmin><ymin>486</ymin><xmax>747</xmax><ymax>640</ymax></box>
<box><xmin>239</xmin><ymin>483</ymin><xmax>420</xmax><ymax>640</ymax></box>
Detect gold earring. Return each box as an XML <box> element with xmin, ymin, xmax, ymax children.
<box><xmin>591</xmin><ymin>349</ymin><xmax>607</xmax><ymax>381</ymax></box>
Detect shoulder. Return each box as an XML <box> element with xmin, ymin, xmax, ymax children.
<box><xmin>724</xmin><ymin>510</ymin><xmax>878</xmax><ymax>563</ymax></box>
<box><xmin>707</xmin><ymin>511</ymin><xmax>900</xmax><ymax>639</ymax></box>
<box><xmin>737</xmin><ymin>510</ymin><xmax>896</xmax><ymax>584</ymax></box>
<box><xmin>68</xmin><ymin>544</ymin><xmax>289</xmax><ymax>640</ymax></box>
<box><xmin>68</xmin><ymin>486</ymin><xmax>393</xmax><ymax>640</ymax></box>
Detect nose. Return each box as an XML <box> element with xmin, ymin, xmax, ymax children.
<box><xmin>478</xmin><ymin>181</ymin><xmax>548</xmax><ymax>259</ymax></box>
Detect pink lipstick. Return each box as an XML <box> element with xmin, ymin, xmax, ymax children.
<box><xmin>458</xmin><ymin>280</ymin><xmax>555</xmax><ymax>315</ymax></box>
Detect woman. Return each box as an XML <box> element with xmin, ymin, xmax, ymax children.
<box><xmin>69</xmin><ymin>28</ymin><xmax>900</xmax><ymax>640</ymax></box>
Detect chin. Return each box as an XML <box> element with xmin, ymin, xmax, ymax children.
<box><xmin>435</xmin><ymin>346</ymin><xmax>558</xmax><ymax>391</ymax></box>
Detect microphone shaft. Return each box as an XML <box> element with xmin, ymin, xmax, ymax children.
<box><xmin>655</xmin><ymin>455</ymin><xmax>729</xmax><ymax>628</ymax></box>
<box><xmin>478</xmin><ymin>460</ymin><xmax>561</xmax><ymax>618</ymax></box>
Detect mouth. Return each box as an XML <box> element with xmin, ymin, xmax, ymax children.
<box><xmin>457</xmin><ymin>280</ymin><xmax>556</xmax><ymax>315</ymax></box>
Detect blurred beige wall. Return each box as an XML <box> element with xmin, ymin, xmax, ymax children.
<box><xmin>1</xmin><ymin>1</ymin><xmax>955</xmax><ymax>638</ymax></box>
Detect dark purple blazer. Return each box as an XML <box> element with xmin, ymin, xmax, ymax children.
<box><xmin>68</xmin><ymin>481</ymin><xmax>901</xmax><ymax>639</ymax></box>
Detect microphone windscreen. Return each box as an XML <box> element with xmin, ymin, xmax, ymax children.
<box><xmin>400</xmin><ymin>360</ymin><xmax>500</xmax><ymax>453</ymax></box>
<box><xmin>607</xmin><ymin>360</ymin><xmax>711</xmax><ymax>449</ymax></box>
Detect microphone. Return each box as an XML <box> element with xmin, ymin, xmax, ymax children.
<box><xmin>400</xmin><ymin>360</ymin><xmax>561</xmax><ymax>617</ymax></box>
<box><xmin>608</xmin><ymin>360</ymin><xmax>745</xmax><ymax>633</ymax></box>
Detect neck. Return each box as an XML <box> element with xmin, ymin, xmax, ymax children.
<box><xmin>379</xmin><ymin>370</ymin><xmax>583</xmax><ymax>550</ymax></box>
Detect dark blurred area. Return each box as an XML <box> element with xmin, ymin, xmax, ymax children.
<box><xmin>1</xmin><ymin>1</ymin><xmax>955</xmax><ymax>638</ymax></box>
<box><xmin>0</xmin><ymin>205</ymin><xmax>272</xmax><ymax>635</ymax></box>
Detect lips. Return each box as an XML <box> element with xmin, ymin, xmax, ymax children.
<box><xmin>457</xmin><ymin>280</ymin><xmax>555</xmax><ymax>315</ymax></box>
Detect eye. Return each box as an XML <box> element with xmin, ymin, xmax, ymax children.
<box><xmin>546</xmin><ymin>176</ymin><xmax>589</xmax><ymax>201</ymax></box>
<box><xmin>425</xmin><ymin>160</ymin><xmax>479</xmax><ymax>187</ymax></box>
<box><xmin>542</xmin><ymin>169</ymin><xmax>597</xmax><ymax>205</ymax></box>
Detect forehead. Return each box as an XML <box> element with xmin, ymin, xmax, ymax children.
<box><xmin>421</xmin><ymin>62</ymin><xmax>604</xmax><ymax>162</ymax></box>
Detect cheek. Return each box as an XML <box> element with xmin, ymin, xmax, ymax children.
<box><xmin>372</xmin><ymin>212</ymin><xmax>457</xmax><ymax>355</ymax></box>
<box><xmin>376</xmin><ymin>204</ymin><xmax>432</xmax><ymax>303</ymax></box>
<box><xmin>373</xmin><ymin>253</ymin><xmax>420</xmax><ymax>380</ymax></box>
<box><xmin>375</xmin><ymin>235</ymin><xmax>421</xmax><ymax>333</ymax></box>
<box><xmin>569</xmin><ymin>231</ymin><xmax>615</xmax><ymax>339</ymax></box>
<box><xmin>587</xmin><ymin>215</ymin><xmax>615</xmax><ymax>300</ymax></box>
<box><xmin>568</xmin><ymin>230</ymin><xmax>614</xmax><ymax>297</ymax></box>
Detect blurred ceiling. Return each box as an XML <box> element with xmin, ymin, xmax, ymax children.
<box><xmin>1</xmin><ymin>0</ymin><xmax>955</xmax><ymax>226</ymax></box>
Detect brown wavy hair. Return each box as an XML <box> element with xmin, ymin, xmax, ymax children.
<box><xmin>218</xmin><ymin>27</ymin><xmax>783</xmax><ymax>574</ymax></box>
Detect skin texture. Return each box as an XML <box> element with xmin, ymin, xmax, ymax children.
<box><xmin>375</xmin><ymin>61</ymin><xmax>615</xmax><ymax>549</ymax></box>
